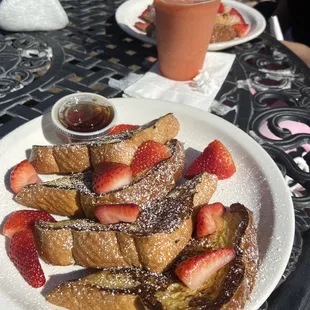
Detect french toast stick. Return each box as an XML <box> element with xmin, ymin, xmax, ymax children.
<box><xmin>16</xmin><ymin>139</ymin><xmax>185</xmax><ymax>217</ymax></box>
<box><xmin>46</xmin><ymin>204</ymin><xmax>258</xmax><ymax>310</ymax></box>
<box><xmin>34</xmin><ymin>173</ymin><xmax>218</xmax><ymax>272</ymax></box>
<box><xmin>30</xmin><ymin>113</ymin><xmax>180</xmax><ymax>174</ymax></box>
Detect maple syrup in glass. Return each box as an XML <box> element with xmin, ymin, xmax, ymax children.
<box><xmin>58</xmin><ymin>100</ymin><xmax>114</xmax><ymax>133</ymax></box>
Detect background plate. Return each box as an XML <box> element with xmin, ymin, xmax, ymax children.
<box><xmin>0</xmin><ymin>98</ymin><xmax>293</xmax><ymax>310</ymax></box>
<box><xmin>115</xmin><ymin>0</ymin><xmax>266</xmax><ymax>51</ymax></box>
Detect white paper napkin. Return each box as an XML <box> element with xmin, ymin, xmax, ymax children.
<box><xmin>119</xmin><ymin>52</ymin><xmax>235</xmax><ymax>112</ymax></box>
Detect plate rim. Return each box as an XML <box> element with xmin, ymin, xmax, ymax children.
<box><xmin>0</xmin><ymin>98</ymin><xmax>294</xmax><ymax>310</ymax></box>
<box><xmin>115</xmin><ymin>0</ymin><xmax>267</xmax><ymax>51</ymax></box>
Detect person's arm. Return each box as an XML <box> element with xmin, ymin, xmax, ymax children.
<box><xmin>281</xmin><ymin>41</ymin><xmax>310</xmax><ymax>67</ymax></box>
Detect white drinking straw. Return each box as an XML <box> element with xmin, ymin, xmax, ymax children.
<box><xmin>269</xmin><ymin>15</ymin><xmax>284</xmax><ymax>41</ymax></box>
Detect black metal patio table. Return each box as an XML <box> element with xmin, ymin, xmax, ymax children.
<box><xmin>0</xmin><ymin>1</ymin><xmax>309</xmax><ymax>309</ymax></box>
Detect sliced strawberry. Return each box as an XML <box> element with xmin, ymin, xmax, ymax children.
<box><xmin>140</xmin><ymin>5</ymin><xmax>156</xmax><ymax>23</ymax></box>
<box><xmin>3</xmin><ymin>210</ymin><xmax>56</xmax><ymax>238</ymax></box>
<box><xmin>217</xmin><ymin>3</ymin><xmax>226</xmax><ymax>14</ymax></box>
<box><xmin>197</xmin><ymin>207</ymin><xmax>216</xmax><ymax>236</ymax></box>
<box><xmin>9</xmin><ymin>231</ymin><xmax>45</xmax><ymax>288</ymax></box>
<box><xmin>130</xmin><ymin>140</ymin><xmax>171</xmax><ymax>177</ymax></box>
<box><xmin>229</xmin><ymin>8</ymin><xmax>246</xmax><ymax>24</ymax></box>
<box><xmin>196</xmin><ymin>203</ymin><xmax>225</xmax><ymax>238</ymax></box>
<box><xmin>175</xmin><ymin>248</ymin><xmax>235</xmax><ymax>290</ymax></box>
<box><xmin>10</xmin><ymin>160</ymin><xmax>41</xmax><ymax>194</ymax></box>
<box><xmin>134</xmin><ymin>21</ymin><xmax>151</xmax><ymax>33</ymax></box>
<box><xmin>108</xmin><ymin>124</ymin><xmax>139</xmax><ymax>135</ymax></box>
<box><xmin>206</xmin><ymin>202</ymin><xmax>225</xmax><ymax>217</ymax></box>
<box><xmin>92</xmin><ymin>162</ymin><xmax>133</xmax><ymax>194</ymax></box>
<box><xmin>233</xmin><ymin>23</ymin><xmax>250</xmax><ymax>37</ymax></box>
<box><xmin>95</xmin><ymin>204</ymin><xmax>140</xmax><ymax>224</ymax></box>
<box><xmin>184</xmin><ymin>140</ymin><xmax>236</xmax><ymax>180</ymax></box>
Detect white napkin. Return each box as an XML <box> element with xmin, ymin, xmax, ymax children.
<box><xmin>0</xmin><ymin>0</ymin><xmax>69</xmax><ymax>32</ymax></box>
<box><xmin>118</xmin><ymin>52</ymin><xmax>235</xmax><ymax>112</ymax></box>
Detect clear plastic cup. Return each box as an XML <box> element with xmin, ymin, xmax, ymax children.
<box><xmin>51</xmin><ymin>93</ymin><xmax>118</xmax><ymax>143</ymax></box>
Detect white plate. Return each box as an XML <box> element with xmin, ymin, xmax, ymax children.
<box><xmin>115</xmin><ymin>0</ymin><xmax>266</xmax><ymax>51</ymax></box>
<box><xmin>0</xmin><ymin>98</ymin><xmax>294</xmax><ymax>310</ymax></box>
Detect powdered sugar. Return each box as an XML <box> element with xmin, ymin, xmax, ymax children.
<box><xmin>0</xmin><ymin>98</ymin><xmax>294</xmax><ymax>310</ymax></box>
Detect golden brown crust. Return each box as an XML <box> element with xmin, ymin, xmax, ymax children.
<box><xmin>35</xmin><ymin>216</ymin><xmax>191</xmax><ymax>273</ymax></box>
<box><xmin>46</xmin><ymin>283</ymin><xmax>143</xmax><ymax>310</ymax></box>
<box><xmin>46</xmin><ymin>204</ymin><xmax>258</xmax><ymax>310</ymax></box>
<box><xmin>16</xmin><ymin>139</ymin><xmax>185</xmax><ymax>218</ymax></box>
<box><xmin>31</xmin><ymin>113</ymin><xmax>180</xmax><ymax>174</ymax></box>
<box><xmin>221</xmin><ymin>204</ymin><xmax>258</xmax><ymax>310</ymax></box>
<box><xmin>35</xmin><ymin>174</ymin><xmax>217</xmax><ymax>273</ymax></box>
<box><xmin>15</xmin><ymin>185</ymin><xmax>83</xmax><ymax>217</ymax></box>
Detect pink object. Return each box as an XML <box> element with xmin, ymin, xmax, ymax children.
<box><xmin>259</xmin><ymin>120</ymin><xmax>310</xmax><ymax>152</ymax></box>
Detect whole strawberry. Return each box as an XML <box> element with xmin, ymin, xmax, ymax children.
<box><xmin>185</xmin><ymin>140</ymin><xmax>236</xmax><ymax>180</ymax></box>
<box><xmin>9</xmin><ymin>231</ymin><xmax>45</xmax><ymax>288</ymax></box>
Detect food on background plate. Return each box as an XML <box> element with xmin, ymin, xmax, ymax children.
<box><xmin>135</xmin><ymin>2</ymin><xmax>250</xmax><ymax>44</ymax></box>
<box><xmin>3</xmin><ymin>111</ymin><xmax>258</xmax><ymax>309</ymax></box>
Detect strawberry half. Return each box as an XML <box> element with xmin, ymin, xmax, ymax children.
<box><xmin>92</xmin><ymin>162</ymin><xmax>133</xmax><ymax>194</ymax></box>
<box><xmin>175</xmin><ymin>248</ymin><xmax>235</xmax><ymax>290</ymax></box>
<box><xmin>134</xmin><ymin>21</ymin><xmax>151</xmax><ymax>33</ymax></box>
<box><xmin>10</xmin><ymin>160</ymin><xmax>41</xmax><ymax>194</ymax></box>
<box><xmin>130</xmin><ymin>140</ymin><xmax>171</xmax><ymax>177</ymax></box>
<box><xmin>233</xmin><ymin>23</ymin><xmax>250</xmax><ymax>37</ymax></box>
<box><xmin>229</xmin><ymin>8</ymin><xmax>246</xmax><ymax>24</ymax></box>
<box><xmin>108</xmin><ymin>124</ymin><xmax>139</xmax><ymax>135</ymax></box>
<box><xmin>217</xmin><ymin>3</ymin><xmax>226</xmax><ymax>14</ymax></box>
<box><xmin>196</xmin><ymin>203</ymin><xmax>225</xmax><ymax>238</ymax></box>
<box><xmin>9</xmin><ymin>231</ymin><xmax>45</xmax><ymax>288</ymax></box>
<box><xmin>95</xmin><ymin>204</ymin><xmax>140</xmax><ymax>224</ymax></box>
<box><xmin>184</xmin><ymin>140</ymin><xmax>236</xmax><ymax>180</ymax></box>
<box><xmin>139</xmin><ymin>5</ymin><xmax>155</xmax><ymax>23</ymax></box>
<box><xmin>3</xmin><ymin>210</ymin><xmax>56</xmax><ymax>238</ymax></box>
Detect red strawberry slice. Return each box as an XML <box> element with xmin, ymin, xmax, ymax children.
<box><xmin>10</xmin><ymin>160</ymin><xmax>41</xmax><ymax>194</ymax></box>
<box><xmin>3</xmin><ymin>210</ymin><xmax>56</xmax><ymax>238</ymax></box>
<box><xmin>184</xmin><ymin>140</ymin><xmax>236</xmax><ymax>180</ymax></box>
<box><xmin>140</xmin><ymin>5</ymin><xmax>156</xmax><ymax>24</ymax></box>
<box><xmin>92</xmin><ymin>162</ymin><xmax>133</xmax><ymax>194</ymax></box>
<box><xmin>134</xmin><ymin>21</ymin><xmax>151</xmax><ymax>33</ymax></box>
<box><xmin>130</xmin><ymin>140</ymin><xmax>171</xmax><ymax>177</ymax></box>
<box><xmin>233</xmin><ymin>23</ymin><xmax>250</xmax><ymax>37</ymax></box>
<box><xmin>9</xmin><ymin>231</ymin><xmax>46</xmax><ymax>288</ymax></box>
<box><xmin>108</xmin><ymin>124</ymin><xmax>139</xmax><ymax>135</ymax></box>
<box><xmin>95</xmin><ymin>204</ymin><xmax>140</xmax><ymax>224</ymax></box>
<box><xmin>196</xmin><ymin>203</ymin><xmax>225</xmax><ymax>238</ymax></box>
<box><xmin>229</xmin><ymin>8</ymin><xmax>246</xmax><ymax>24</ymax></box>
<box><xmin>175</xmin><ymin>248</ymin><xmax>235</xmax><ymax>290</ymax></box>
<box><xmin>217</xmin><ymin>3</ymin><xmax>226</xmax><ymax>14</ymax></box>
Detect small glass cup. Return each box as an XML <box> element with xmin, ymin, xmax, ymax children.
<box><xmin>154</xmin><ymin>0</ymin><xmax>220</xmax><ymax>81</ymax></box>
